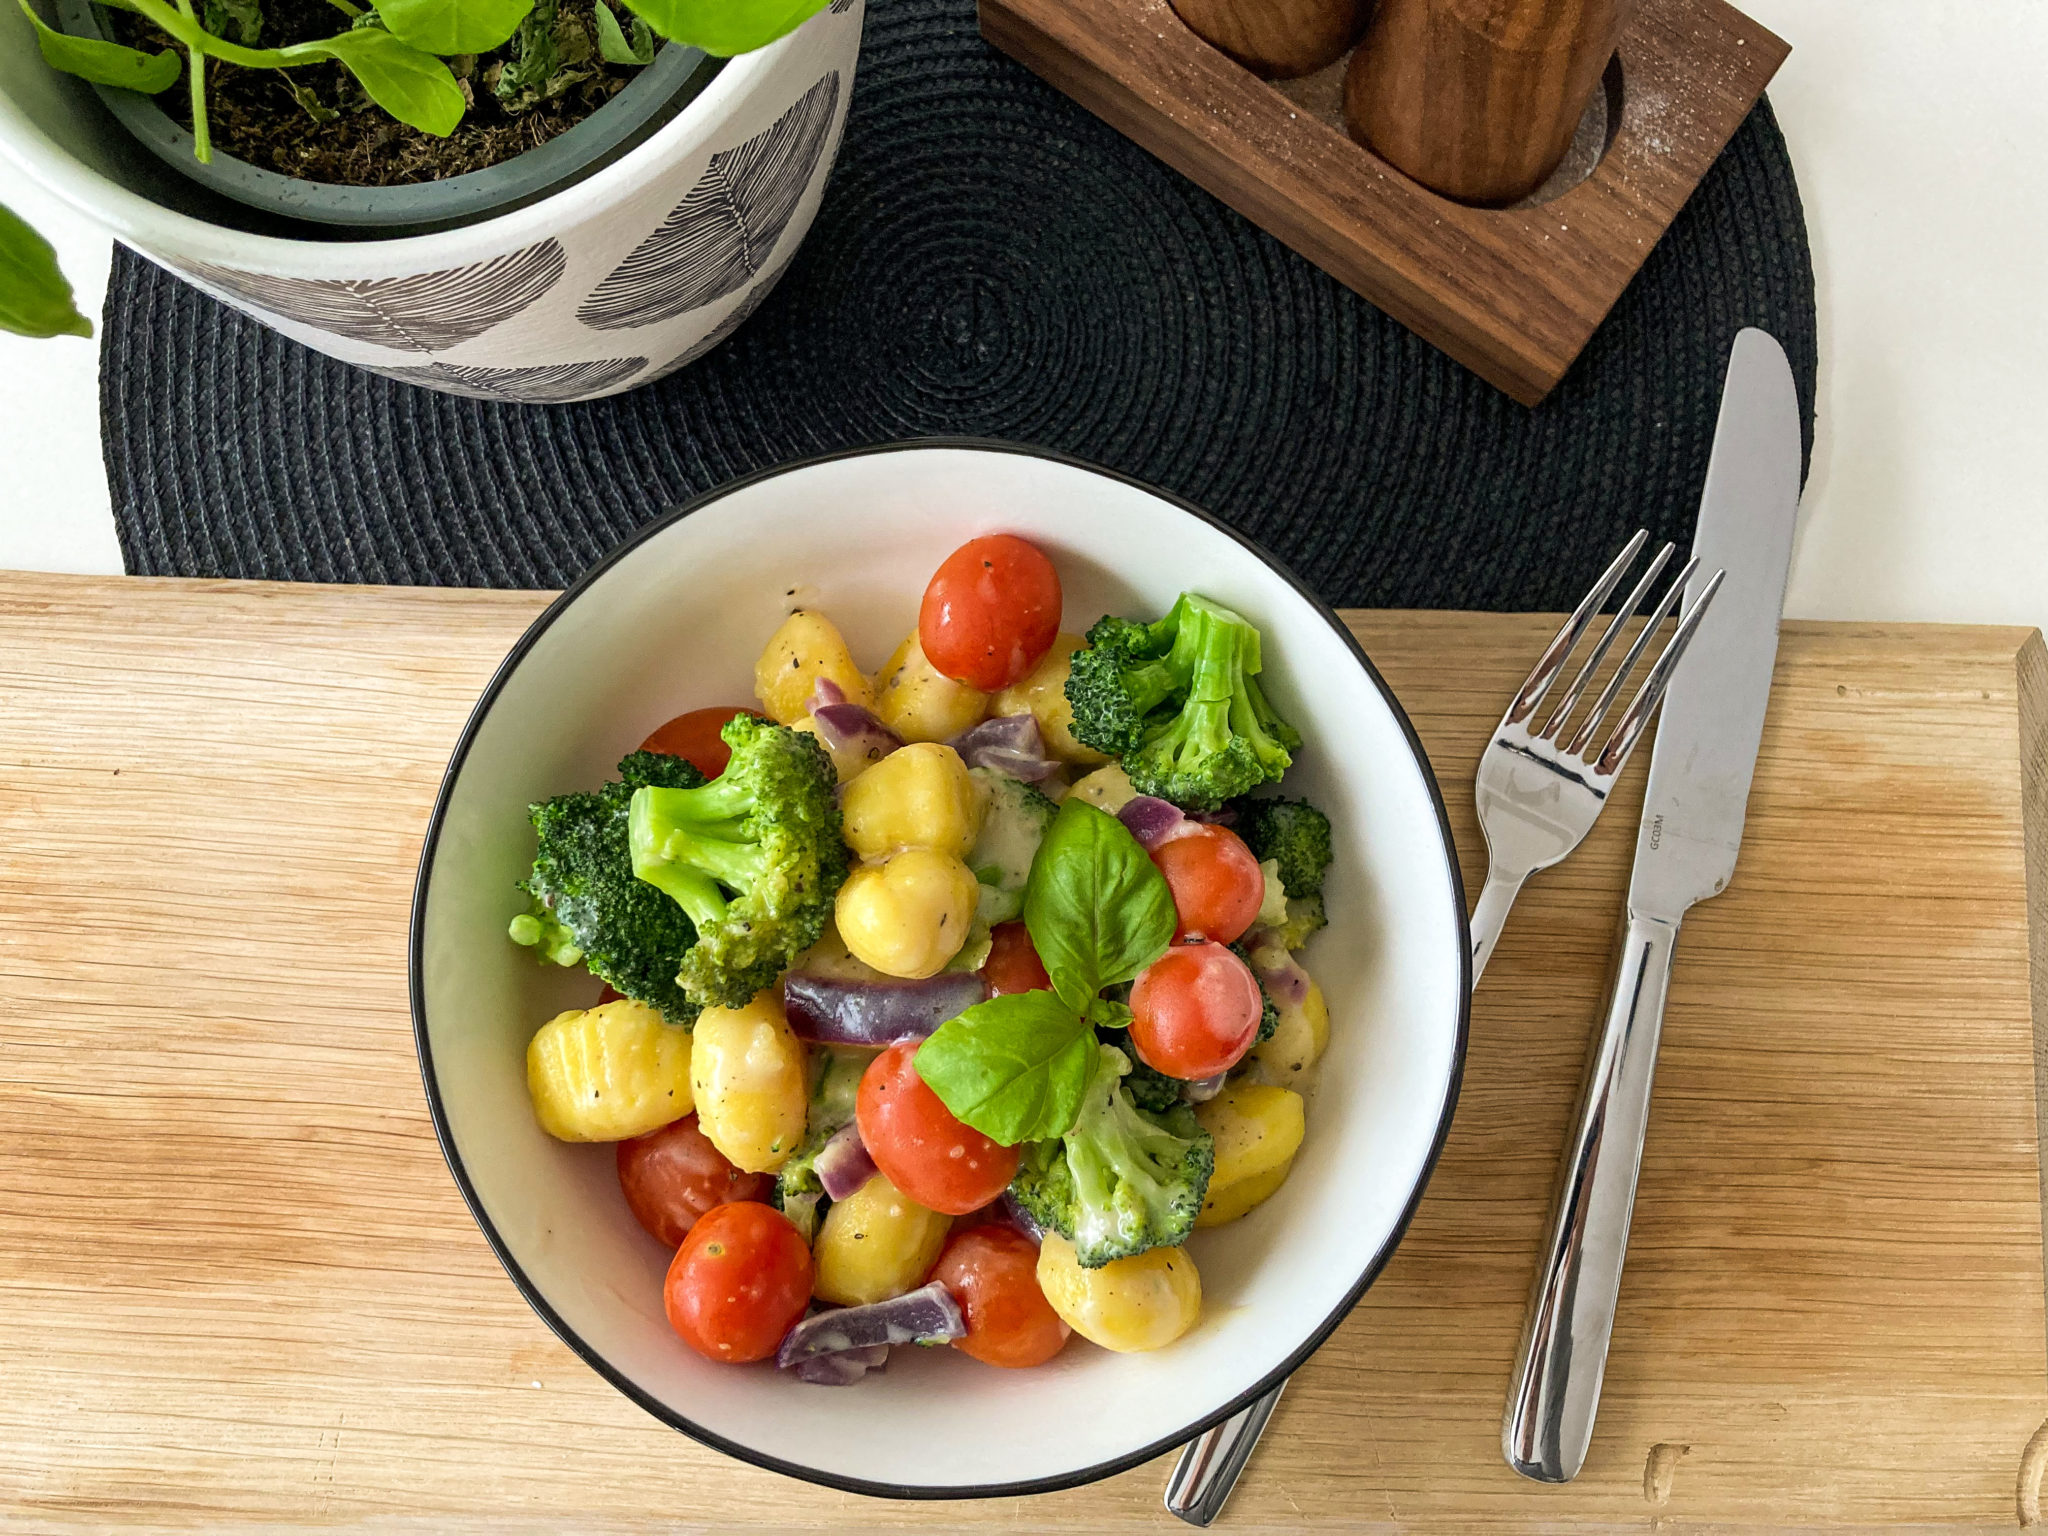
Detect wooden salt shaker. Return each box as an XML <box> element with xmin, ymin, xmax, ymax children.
<box><xmin>1169</xmin><ymin>0</ymin><xmax>1366</xmax><ymax>79</ymax></box>
<box><xmin>1346</xmin><ymin>0</ymin><xmax>1634</xmax><ymax>204</ymax></box>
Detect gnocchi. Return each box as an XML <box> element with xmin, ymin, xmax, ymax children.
<box><xmin>812</xmin><ymin>1172</ymin><xmax>953</xmax><ymax>1306</ymax></box>
<box><xmin>834</xmin><ymin>848</ymin><xmax>981</xmax><ymax>978</ymax></box>
<box><xmin>755</xmin><ymin>610</ymin><xmax>874</xmax><ymax>725</ymax></box>
<box><xmin>839</xmin><ymin>742</ymin><xmax>985</xmax><ymax>860</ymax></box>
<box><xmin>1035</xmin><ymin>1233</ymin><xmax>1202</xmax><ymax>1352</ymax></box>
<box><xmin>992</xmin><ymin>632</ymin><xmax>1111</xmax><ymax>765</ymax></box>
<box><xmin>873</xmin><ymin>633</ymin><xmax>991</xmax><ymax>743</ymax></box>
<box><xmin>1194</xmin><ymin>1083</ymin><xmax>1307</xmax><ymax>1226</ymax></box>
<box><xmin>526</xmin><ymin>999</ymin><xmax>694</xmax><ymax>1143</ymax></box>
<box><xmin>690</xmin><ymin>990</ymin><xmax>809</xmax><ymax>1172</ymax></box>
<box><xmin>1067</xmin><ymin>762</ymin><xmax>1136</xmax><ymax>813</ymax></box>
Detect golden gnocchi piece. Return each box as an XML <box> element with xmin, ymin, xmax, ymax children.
<box><xmin>840</xmin><ymin>742</ymin><xmax>985</xmax><ymax>860</ymax></box>
<box><xmin>992</xmin><ymin>633</ymin><xmax>1112</xmax><ymax>766</ymax></box>
<box><xmin>834</xmin><ymin>848</ymin><xmax>981</xmax><ymax>978</ymax></box>
<box><xmin>754</xmin><ymin>610</ymin><xmax>873</xmax><ymax>725</ymax></box>
<box><xmin>690</xmin><ymin>990</ymin><xmax>809</xmax><ymax>1172</ymax></box>
<box><xmin>873</xmin><ymin>633</ymin><xmax>990</xmax><ymax>743</ymax></box>
<box><xmin>1241</xmin><ymin>948</ymin><xmax>1329</xmax><ymax>1093</ymax></box>
<box><xmin>1035</xmin><ymin>1233</ymin><xmax>1201</xmax><ymax>1352</ymax></box>
<box><xmin>525</xmin><ymin>998</ymin><xmax>693</xmax><ymax>1143</ymax></box>
<box><xmin>1194</xmin><ymin>1083</ymin><xmax>1307</xmax><ymax>1226</ymax></box>
<box><xmin>1067</xmin><ymin>762</ymin><xmax>1136</xmax><ymax>813</ymax></box>
<box><xmin>812</xmin><ymin>1173</ymin><xmax>952</xmax><ymax>1306</ymax></box>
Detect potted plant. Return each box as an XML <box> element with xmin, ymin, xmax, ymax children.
<box><xmin>0</xmin><ymin>0</ymin><xmax>862</xmax><ymax>398</ymax></box>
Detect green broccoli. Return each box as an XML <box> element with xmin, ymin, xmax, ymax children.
<box><xmin>1065</xmin><ymin>594</ymin><xmax>1301</xmax><ymax>811</ymax></box>
<box><xmin>1005</xmin><ymin>1045</ymin><xmax>1214</xmax><ymax>1268</ymax></box>
<box><xmin>1234</xmin><ymin>796</ymin><xmax>1332</xmax><ymax>899</ymax></box>
<box><xmin>966</xmin><ymin>767</ymin><xmax>1059</xmax><ymax>927</ymax></box>
<box><xmin>510</xmin><ymin>749</ymin><xmax>707</xmax><ymax>1024</ymax></box>
<box><xmin>1268</xmin><ymin>891</ymin><xmax>1327</xmax><ymax>950</ymax></box>
<box><xmin>771</xmin><ymin>1047</ymin><xmax>869</xmax><ymax>1243</ymax></box>
<box><xmin>628</xmin><ymin>715</ymin><xmax>850</xmax><ymax>1011</ymax></box>
<box><xmin>1118</xmin><ymin>1048</ymin><xmax>1186</xmax><ymax>1113</ymax></box>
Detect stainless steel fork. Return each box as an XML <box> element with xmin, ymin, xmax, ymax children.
<box><xmin>1163</xmin><ymin>530</ymin><xmax>1725</xmax><ymax>1528</ymax></box>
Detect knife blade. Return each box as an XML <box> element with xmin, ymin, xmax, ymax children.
<box><xmin>1502</xmin><ymin>327</ymin><xmax>1803</xmax><ymax>1483</ymax></box>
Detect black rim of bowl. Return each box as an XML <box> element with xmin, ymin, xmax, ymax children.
<box><xmin>408</xmin><ymin>437</ymin><xmax>1473</xmax><ymax>1501</ymax></box>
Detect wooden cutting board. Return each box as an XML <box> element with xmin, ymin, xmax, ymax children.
<box><xmin>1</xmin><ymin>572</ymin><xmax>2042</xmax><ymax>1532</ymax></box>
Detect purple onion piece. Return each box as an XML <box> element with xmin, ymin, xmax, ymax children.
<box><xmin>948</xmin><ymin>714</ymin><xmax>1059</xmax><ymax>782</ymax></box>
<box><xmin>1250</xmin><ymin>948</ymin><xmax>1311</xmax><ymax>1009</ymax></box>
<box><xmin>1182</xmin><ymin>1072</ymin><xmax>1227</xmax><ymax>1104</ymax></box>
<box><xmin>783</xmin><ymin>971</ymin><xmax>988</xmax><ymax>1046</ymax></box>
<box><xmin>1117</xmin><ymin>795</ymin><xmax>1188</xmax><ymax>849</ymax></box>
<box><xmin>1000</xmin><ymin>1188</ymin><xmax>1046</xmax><ymax>1242</ymax></box>
<box><xmin>776</xmin><ymin>1282</ymin><xmax>967</xmax><ymax>1369</ymax></box>
<box><xmin>793</xmin><ymin>1343</ymin><xmax>889</xmax><ymax>1385</ymax></box>
<box><xmin>809</xmin><ymin>678</ymin><xmax>847</xmax><ymax>711</ymax></box>
<box><xmin>813</xmin><ymin>1121</ymin><xmax>879</xmax><ymax>1201</ymax></box>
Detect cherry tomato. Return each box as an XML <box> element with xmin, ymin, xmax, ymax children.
<box><xmin>981</xmin><ymin>921</ymin><xmax>1052</xmax><ymax>997</ymax></box>
<box><xmin>663</xmin><ymin>1201</ymin><xmax>813</xmax><ymax>1363</ymax></box>
<box><xmin>618</xmin><ymin>1114</ymin><xmax>768</xmax><ymax>1248</ymax></box>
<box><xmin>918</xmin><ymin>535</ymin><xmax>1062</xmax><ymax>691</ymax></box>
<box><xmin>859</xmin><ymin>1040</ymin><xmax>1020</xmax><ymax>1215</ymax></box>
<box><xmin>1152</xmin><ymin>823</ymin><xmax>1266</xmax><ymax>945</ymax></box>
<box><xmin>931</xmin><ymin>1225</ymin><xmax>1070</xmax><ymax>1368</ymax></box>
<box><xmin>640</xmin><ymin>706</ymin><xmax>760</xmax><ymax>778</ymax></box>
<box><xmin>1128</xmin><ymin>940</ymin><xmax>1263</xmax><ymax>1079</ymax></box>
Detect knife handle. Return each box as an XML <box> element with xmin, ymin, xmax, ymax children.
<box><xmin>1503</xmin><ymin>908</ymin><xmax>1681</xmax><ymax>1482</ymax></box>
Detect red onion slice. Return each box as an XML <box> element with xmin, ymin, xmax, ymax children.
<box><xmin>792</xmin><ymin>1343</ymin><xmax>889</xmax><ymax>1385</ymax></box>
<box><xmin>777</xmin><ymin>1282</ymin><xmax>967</xmax><ymax>1370</ymax></box>
<box><xmin>783</xmin><ymin>971</ymin><xmax>988</xmax><ymax>1046</ymax></box>
<box><xmin>813</xmin><ymin>1121</ymin><xmax>879</xmax><ymax>1201</ymax></box>
<box><xmin>949</xmin><ymin>714</ymin><xmax>1059</xmax><ymax>782</ymax></box>
<box><xmin>1117</xmin><ymin>795</ymin><xmax>1191</xmax><ymax>849</ymax></box>
<box><xmin>807</xmin><ymin>677</ymin><xmax>903</xmax><ymax>765</ymax></box>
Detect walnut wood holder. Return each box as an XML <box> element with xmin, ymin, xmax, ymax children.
<box><xmin>978</xmin><ymin>0</ymin><xmax>1789</xmax><ymax>404</ymax></box>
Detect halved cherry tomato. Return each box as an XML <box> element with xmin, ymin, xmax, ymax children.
<box><xmin>918</xmin><ymin>535</ymin><xmax>1062</xmax><ymax>691</ymax></box>
<box><xmin>663</xmin><ymin>1201</ymin><xmax>812</xmax><ymax>1363</ymax></box>
<box><xmin>981</xmin><ymin>920</ymin><xmax>1052</xmax><ymax>997</ymax></box>
<box><xmin>1151</xmin><ymin>823</ymin><xmax>1266</xmax><ymax>945</ymax></box>
<box><xmin>859</xmin><ymin>1040</ymin><xmax>1020</xmax><ymax>1215</ymax></box>
<box><xmin>1128</xmin><ymin>940</ymin><xmax>1263</xmax><ymax>1079</ymax></box>
<box><xmin>640</xmin><ymin>706</ymin><xmax>761</xmax><ymax>778</ymax></box>
<box><xmin>618</xmin><ymin>1114</ymin><xmax>768</xmax><ymax>1248</ymax></box>
<box><xmin>931</xmin><ymin>1225</ymin><xmax>1070</xmax><ymax>1368</ymax></box>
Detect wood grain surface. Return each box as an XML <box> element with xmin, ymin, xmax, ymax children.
<box><xmin>0</xmin><ymin>572</ymin><xmax>2041</xmax><ymax>1532</ymax></box>
<box><xmin>977</xmin><ymin>0</ymin><xmax>1786</xmax><ymax>403</ymax></box>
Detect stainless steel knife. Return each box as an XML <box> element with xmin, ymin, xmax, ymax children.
<box><xmin>1501</xmin><ymin>327</ymin><xmax>1803</xmax><ymax>1483</ymax></box>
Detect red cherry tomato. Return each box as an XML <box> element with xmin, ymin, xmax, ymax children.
<box><xmin>981</xmin><ymin>921</ymin><xmax>1052</xmax><ymax>997</ymax></box>
<box><xmin>931</xmin><ymin>1226</ymin><xmax>1071</xmax><ymax>1369</ymax></box>
<box><xmin>1152</xmin><ymin>823</ymin><xmax>1266</xmax><ymax>945</ymax></box>
<box><xmin>1128</xmin><ymin>940</ymin><xmax>1263</xmax><ymax>1079</ymax></box>
<box><xmin>663</xmin><ymin>1202</ymin><xmax>813</xmax><ymax>1363</ymax></box>
<box><xmin>618</xmin><ymin>1114</ymin><xmax>768</xmax><ymax>1248</ymax></box>
<box><xmin>640</xmin><ymin>706</ymin><xmax>761</xmax><ymax>778</ymax></box>
<box><xmin>918</xmin><ymin>535</ymin><xmax>1063</xmax><ymax>691</ymax></box>
<box><xmin>858</xmin><ymin>1040</ymin><xmax>1020</xmax><ymax>1216</ymax></box>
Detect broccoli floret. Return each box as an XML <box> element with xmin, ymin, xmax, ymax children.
<box><xmin>1064</xmin><ymin>594</ymin><xmax>1301</xmax><ymax>811</ymax></box>
<box><xmin>771</xmin><ymin>1047</ymin><xmax>868</xmax><ymax>1242</ymax></box>
<box><xmin>967</xmin><ymin>767</ymin><xmax>1059</xmax><ymax>927</ymax></box>
<box><xmin>1269</xmin><ymin>891</ymin><xmax>1327</xmax><ymax>950</ymax></box>
<box><xmin>1234</xmin><ymin>796</ymin><xmax>1333</xmax><ymax>899</ymax></box>
<box><xmin>628</xmin><ymin>716</ymin><xmax>851</xmax><ymax>1010</ymax></box>
<box><xmin>1121</xmin><ymin>1051</ymin><xmax>1186</xmax><ymax>1113</ymax></box>
<box><xmin>1008</xmin><ymin>1045</ymin><xmax>1214</xmax><ymax>1268</ymax></box>
<box><xmin>511</xmin><ymin>750</ymin><xmax>707</xmax><ymax>1024</ymax></box>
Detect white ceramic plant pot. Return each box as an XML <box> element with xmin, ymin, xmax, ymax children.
<box><xmin>0</xmin><ymin>0</ymin><xmax>862</xmax><ymax>402</ymax></box>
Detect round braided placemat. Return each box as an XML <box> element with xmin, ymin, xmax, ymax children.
<box><xmin>100</xmin><ymin>0</ymin><xmax>1816</xmax><ymax>608</ymax></box>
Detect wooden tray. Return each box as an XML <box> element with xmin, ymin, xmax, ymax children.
<box><xmin>978</xmin><ymin>0</ymin><xmax>1789</xmax><ymax>404</ymax></box>
<box><xmin>0</xmin><ymin>572</ymin><xmax>2042</xmax><ymax>1530</ymax></box>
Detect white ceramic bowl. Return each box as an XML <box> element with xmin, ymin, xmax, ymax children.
<box><xmin>410</xmin><ymin>441</ymin><xmax>1470</xmax><ymax>1496</ymax></box>
<box><xmin>0</xmin><ymin>0</ymin><xmax>861</xmax><ymax>400</ymax></box>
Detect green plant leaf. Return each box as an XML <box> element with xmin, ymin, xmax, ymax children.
<box><xmin>0</xmin><ymin>203</ymin><xmax>92</xmax><ymax>340</ymax></box>
<box><xmin>914</xmin><ymin>990</ymin><xmax>1096</xmax><ymax>1146</ymax></box>
<box><xmin>592</xmin><ymin>0</ymin><xmax>650</xmax><ymax>63</ymax></box>
<box><xmin>374</xmin><ymin>0</ymin><xmax>530</xmax><ymax>56</ymax></box>
<box><xmin>296</xmin><ymin>26</ymin><xmax>465</xmax><ymax>134</ymax></box>
<box><xmin>1023</xmin><ymin>798</ymin><xmax>1177</xmax><ymax>1013</ymax></box>
<box><xmin>16</xmin><ymin>0</ymin><xmax>181</xmax><ymax>93</ymax></box>
<box><xmin>618</xmin><ymin>0</ymin><xmax>823</xmax><ymax>57</ymax></box>
<box><xmin>201</xmin><ymin>0</ymin><xmax>263</xmax><ymax>46</ymax></box>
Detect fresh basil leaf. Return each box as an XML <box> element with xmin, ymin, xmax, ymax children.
<box><xmin>592</xmin><ymin>0</ymin><xmax>652</xmax><ymax>62</ymax></box>
<box><xmin>1023</xmin><ymin>798</ymin><xmax>1176</xmax><ymax>1011</ymax></box>
<box><xmin>17</xmin><ymin>1</ymin><xmax>181</xmax><ymax>94</ymax></box>
<box><xmin>295</xmin><ymin>27</ymin><xmax>465</xmax><ymax>135</ymax></box>
<box><xmin>0</xmin><ymin>203</ymin><xmax>92</xmax><ymax>340</ymax></box>
<box><xmin>375</xmin><ymin>0</ymin><xmax>531</xmax><ymax>54</ymax></box>
<box><xmin>1086</xmin><ymin>996</ymin><xmax>1133</xmax><ymax>1033</ymax></box>
<box><xmin>913</xmin><ymin>991</ymin><xmax>1094</xmax><ymax>1146</ymax></box>
<box><xmin>619</xmin><ymin>0</ymin><xmax>825</xmax><ymax>57</ymax></box>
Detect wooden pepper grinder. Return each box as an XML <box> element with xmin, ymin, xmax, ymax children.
<box><xmin>1169</xmin><ymin>0</ymin><xmax>1367</xmax><ymax>79</ymax></box>
<box><xmin>1345</xmin><ymin>0</ymin><xmax>1634</xmax><ymax>205</ymax></box>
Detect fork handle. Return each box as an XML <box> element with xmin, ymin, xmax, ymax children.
<box><xmin>1468</xmin><ymin>866</ymin><xmax>1528</xmax><ymax>983</ymax></box>
<box><xmin>1503</xmin><ymin>908</ymin><xmax>1682</xmax><ymax>1482</ymax></box>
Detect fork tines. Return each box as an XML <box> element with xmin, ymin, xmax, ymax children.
<box><xmin>1506</xmin><ymin>529</ymin><xmax>1725</xmax><ymax>778</ymax></box>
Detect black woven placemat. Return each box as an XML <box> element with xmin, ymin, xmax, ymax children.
<box><xmin>100</xmin><ymin>0</ymin><xmax>1816</xmax><ymax>608</ymax></box>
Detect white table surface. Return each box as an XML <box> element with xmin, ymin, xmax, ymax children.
<box><xmin>3</xmin><ymin>0</ymin><xmax>2044</xmax><ymax>630</ymax></box>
